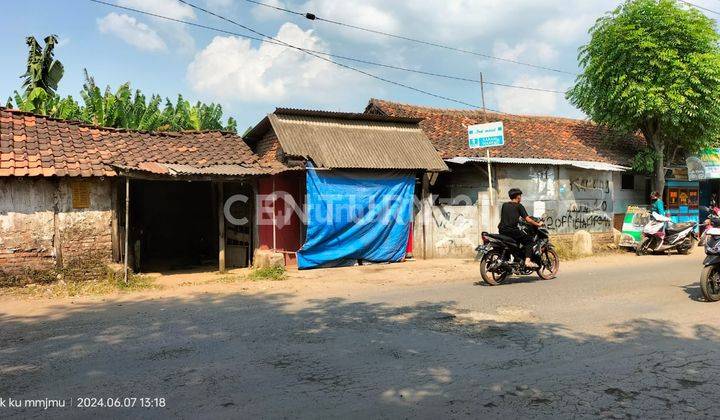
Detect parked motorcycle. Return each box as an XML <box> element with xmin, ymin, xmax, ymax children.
<box><xmin>476</xmin><ymin>217</ymin><xmax>560</xmax><ymax>286</ymax></box>
<box><xmin>701</xmin><ymin>211</ymin><xmax>720</xmax><ymax>301</ymax></box>
<box><xmin>635</xmin><ymin>213</ymin><xmax>697</xmax><ymax>256</ymax></box>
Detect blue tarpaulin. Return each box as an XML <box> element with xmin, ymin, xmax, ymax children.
<box><xmin>297</xmin><ymin>165</ymin><xmax>415</xmax><ymax>269</ymax></box>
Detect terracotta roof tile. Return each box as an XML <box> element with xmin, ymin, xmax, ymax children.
<box><xmin>366</xmin><ymin>99</ymin><xmax>645</xmax><ymax>166</ymax></box>
<box><xmin>0</xmin><ymin>108</ymin><xmax>267</xmax><ymax>177</ymax></box>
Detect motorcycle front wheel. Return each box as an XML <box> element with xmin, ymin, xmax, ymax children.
<box><xmin>700</xmin><ymin>265</ymin><xmax>720</xmax><ymax>302</ymax></box>
<box><xmin>635</xmin><ymin>238</ymin><xmax>652</xmax><ymax>256</ymax></box>
<box><xmin>480</xmin><ymin>251</ymin><xmax>509</xmax><ymax>286</ymax></box>
<box><xmin>537</xmin><ymin>248</ymin><xmax>560</xmax><ymax>280</ymax></box>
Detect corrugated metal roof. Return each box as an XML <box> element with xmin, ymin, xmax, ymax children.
<box><xmin>114</xmin><ymin>163</ymin><xmax>271</xmax><ymax>177</ymax></box>
<box><xmin>446</xmin><ymin>157</ymin><xmax>629</xmax><ymax>172</ymax></box>
<box><xmin>266</xmin><ymin>112</ymin><xmax>448</xmax><ymax>171</ymax></box>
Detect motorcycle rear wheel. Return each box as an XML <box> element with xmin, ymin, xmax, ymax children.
<box><xmin>678</xmin><ymin>238</ymin><xmax>695</xmax><ymax>255</ymax></box>
<box><xmin>536</xmin><ymin>248</ymin><xmax>560</xmax><ymax>280</ymax></box>
<box><xmin>700</xmin><ymin>266</ymin><xmax>720</xmax><ymax>302</ymax></box>
<box><xmin>480</xmin><ymin>251</ymin><xmax>509</xmax><ymax>286</ymax></box>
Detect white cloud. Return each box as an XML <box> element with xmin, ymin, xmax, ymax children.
<box><xmin>117</xmin><ymin>0</ymin><xmax>196</xmax><ymax>52</ymax></box>
<box><xmin>97</xmin><ymin>13</ymin><xmax>167</xmax><ymax>52</ymax></box>
<box><xmin>493</xmin><ymin>40</ymin><xmax>559</xmax><ymax>65</ymax></box>
<box><xmin>494</xmin><ymin>75</ymin><xmax>562</xmax><ymax>115</ymax></box>
<box><xmin>187</xmin><ymin>23</ymin><xmax>370</xmax><ymax>103</ymax></box>
<box><xmin>302</xmin><ymin>0</ymin><xmax>400</xmax><ymax>41</ymax></box>
<box><xmin>538</xmin><ymin>15</ymin><xmax>597</xmax><ymax>44</ymax></box>
<box><xmin>251</xmin><ymin>0</ymin><xmax>287</xmax><ymax>20</ymax></box>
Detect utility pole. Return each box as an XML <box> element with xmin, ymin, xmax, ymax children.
<box><xmin>480</xmin><ymin>73</ymin><xmax>494</xmax><ymax>229</ymax></box>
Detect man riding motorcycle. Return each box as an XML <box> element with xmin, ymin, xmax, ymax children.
<box><xmin>498</xmin><ymin>188</ymin><xmax>544</xmax><ymax>269</ymax></box>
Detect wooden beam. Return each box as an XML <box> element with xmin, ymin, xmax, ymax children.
<box><xmin>123</xmin><ymin>177</ymin><xmax>130</xmax><ymax>284</ymax></box>
<box><xmin>218</xmin><ymin>181</ymin><xmax>226</xmax><ymax>273</ymax></box>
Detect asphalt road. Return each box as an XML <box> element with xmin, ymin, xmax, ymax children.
<box><xmin>1</xmin><ymin>249</ymin><xmax>717</xmax><ymax>419</ymax></box>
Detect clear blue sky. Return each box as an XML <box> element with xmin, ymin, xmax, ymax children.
<box><xmin>1</xmin><ymin>0</ymin><xmax>717</xmax><ymax>130</ymax></box>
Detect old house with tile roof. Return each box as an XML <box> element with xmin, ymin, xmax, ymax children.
<box><xmin>365</xmin><ymin>99</ymin><xmax>649</xmax><ymax>257</ymax></box>
<box><xmin>0</xmin><ymin>107</ymin><xmax>270</xmax><ymax>274</ymax></box>
<box><xmin>2</xmin><ymin>106</ymin><xmax>449</xmax><ymax>274</ymax></box>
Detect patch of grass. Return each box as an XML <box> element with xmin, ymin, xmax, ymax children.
<box><xmin>248</xmin><ymin>266</ymin><xmax>287</xmax><ymax>281</ymax></box>
<box><xmin>553</xmin><ymin>242</ymin><xmax>583</xmax><ymax>261</ymax></box>
<box><xmin>1</xmin><ymin>256</ymin><xmax>159</xmax><ymax>298</ymax></box>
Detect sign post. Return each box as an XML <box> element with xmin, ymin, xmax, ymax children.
<box><xmin>468</xmin><ymin>121</ymin><xmax>505</xmax><ymax>231</ymax></box>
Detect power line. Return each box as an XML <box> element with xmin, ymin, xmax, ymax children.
<box><xmin>175</xmin><ymin>0</ymin><xmax>499</xmax><ymax>110</ymax></box>
<box><xmin>88</xmin><ymin>0</ymin><xmax>565</xmax><ymax>95</ymax></box>
<box><xmin>679</xmin><ymin>0</ymin><xmax>720</xmax><ymax>15</ymax></box>
<box><xmin>241</xmin><ymin>0</ymin><xmax>577</xmax><ymax>75</ymax></box>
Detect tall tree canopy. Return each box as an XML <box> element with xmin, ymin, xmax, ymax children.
<box><xmin>568</xmin><ymin>0</ymin><xmax>720</xmax><ymax>192</ymax></box>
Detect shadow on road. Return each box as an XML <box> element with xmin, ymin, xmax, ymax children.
<box><xmin>681</xmin><ymin>283</ymin><xmax>707</xmax><ymax>303</ymax></box>
<box><xmin>1</xmin><ymin>291</ymin><xmax>719</xmax><ymax>418</ymax></box>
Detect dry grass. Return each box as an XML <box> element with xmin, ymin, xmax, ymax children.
<box><xmin>553</xmin><ymin>241</ymin><xmax>625</xmax><ymax>261</ymax></box>
<box><xmin>2</xmin><ymin>273</ymin><xmax>159</xmax><ymax>299</ymax></box>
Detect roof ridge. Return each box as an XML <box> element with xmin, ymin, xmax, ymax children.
<box><xmin>369</xmin><ymin>98</ymin><xmax>595</xmax><ymax>125</ymax></box>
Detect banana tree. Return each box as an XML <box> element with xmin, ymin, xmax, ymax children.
<box><xmin>21</xmin><ymin>35</ymin><xmax>64</xmax><ymax>96</ymax></box>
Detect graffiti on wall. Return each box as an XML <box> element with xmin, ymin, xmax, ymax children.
<box><xmin>544</xmin><ymin>200</ymin><xmax>612</xmax><ymax>232</ymax></box>
<box><xmin>547</xmin><ymin>169</ymin><xmax>613</xmax><ymax>234</ymax></box>
<box><xmin>432</xmin><ymin>205</ymin><xmax>478</xmax><ymax>257</ymax></box>
<box><xmin>528</xmin><ymin>166</ymin><xmax>556</xmax><ymax>199</ymax></box>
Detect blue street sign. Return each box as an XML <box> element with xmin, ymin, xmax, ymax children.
<box><xmin>468</xmin><ymin>122</ymin><xmax>505</xmax><ymax>149</ymax></box>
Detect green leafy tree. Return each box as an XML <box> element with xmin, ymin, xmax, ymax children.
<box><xmin>161</xmin><ymin>95</ymin><xmax>237</xmax><ymax>132</ymax></box>
<box><xmin>6</xmin><ymin>36</ymin><xmax>237</xmax><ymax>133</ymax></box>
<box><xmin>568</xmin><ymin>0</ymin><xmax>720</xmax><ymax>192</ymax></box>
<box><xmin>80</xmin><ymin>70</ymin><xmax>164</xmax><ymax>131</ymax></box>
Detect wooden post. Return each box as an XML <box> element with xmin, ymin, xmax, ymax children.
<box><xmin>477</xmin><ymin>190</ymin><xmax>484</xmax><ymax>242</ymax></box>
<box><xmin>111</xmin><ymin>180</ymin><xmax>120</xmax><ymax>262</ymax></box>
<box><xmin>248</xmin><ymin>179</ymin><xmax>260</xmax><ymax>267</ymax></box>
<box><xmin>421</xmin><ymin>173</ymin><xmax>431</xmax><ymax>259</ymax></box>
<box><xmin>123</xmin><ymin>177</ymin><xmax>130</xmax><ymax>284</ymax></box>
<box><xmin>218</xmin><ymin>181</ymin><xmax>226</xmax><ymax>273</ymax></box>
<box><xmin>271</xmin><ymin>176</ymin><xmax>277</xmax><ymax>250</ymax></box>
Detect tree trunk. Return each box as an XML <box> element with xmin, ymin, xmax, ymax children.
<box><xmin>654</xmin><ymin>149</ymin><xmax>665</xmax><ymax>196</ymax></box>
<box><xmin>642</xmin><ymin>120</ymin><xmax>666</xmax><ymax>196</ymax></box>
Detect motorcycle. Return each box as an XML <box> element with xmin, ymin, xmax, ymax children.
<box><xmin>475</xmin><ymin>217</ymin><xmax>560</xmax><ymax>286</ymax></box>
<box><xmin>701</xmin><ymin>211</ymin><xmax>720</xmax><ymax>302</ymax></box>
<box><xmin>699</xmin><ymin>206</ymin><xmax>720</xmax><ymax>247</ymax></box>
<box><xmin>635</xmin><ymin>212</ymin><xmax>697</xmax><ymax>256</ymax></box>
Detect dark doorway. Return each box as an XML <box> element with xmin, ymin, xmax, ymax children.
<box><xmin>129</xmin><ymin>180</ymin><xmax>217</xmax><ymax>272</ymax></box>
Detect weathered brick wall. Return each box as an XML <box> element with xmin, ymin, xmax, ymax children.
<box><xmin>0</xmin><ymin>178</ymin><xmax>113</xmax><ymax>273</ymax></box>
<box><xmin>56</xmin><ymin>179</ymin><xmax>113</xmax><ymax>263</ymax></box>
